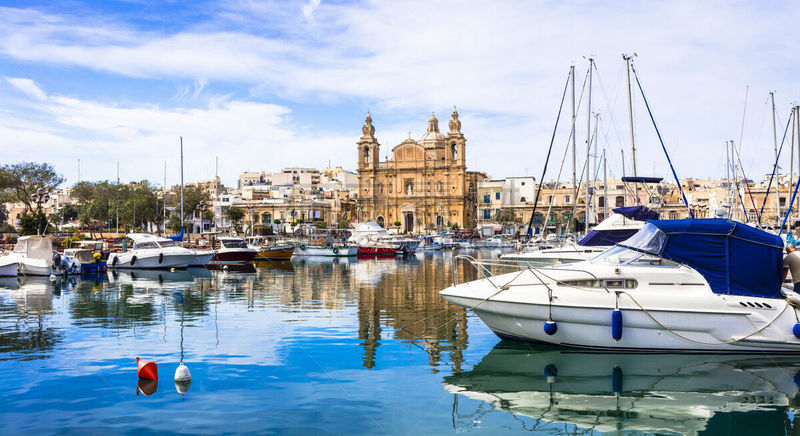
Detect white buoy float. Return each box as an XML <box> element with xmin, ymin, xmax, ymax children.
<box><xmin>170</xmin><ymin>267</ymin><xmax>176</xmax><ymax>272</ymax></box>
<box><xmin>174</xmin><ymin>362</ymin><xmax>191</xmax><ymax>382</ymax></box>
<box><xmin>49</xmin><ymin>273</ymin><xmax>57</xmax><ymax>281</ymax></box>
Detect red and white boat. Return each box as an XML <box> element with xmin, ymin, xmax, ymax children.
<box><xmin>350</xmin><ymin>220</ymin><xmax>419</xmax><ymax>257</ymax></box>
<box><xmin>210</xmin><ymin>236</ymin><xmax>257</xmax><ymax>265</ymax></box>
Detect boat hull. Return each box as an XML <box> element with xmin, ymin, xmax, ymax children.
<box><xmin>441</xmin><ymin>278</ymin><xmax>800</xmax><ymax>353</ymax></box>
<box><xmin>255</xmin><ymin>246</ymin><xmax>295</xmax><ymax>261</ymax></box>
<box><xmin>294</xmin><ymin>246</ymin><xmax>357</xmax><ymax>257</ymax></box>
<box><xmin>210</xmin><ymin>249</ymin><xmax>257</xmax><ymax>265</ymax></box>
<box><xmin>108</xmin><ymin>252</ymin><xmax>194</xmax><ymax>269</ymax></box>
<box><xmin>0</xmin><ymin>260</ymin><xmax>18</xmax><ymax>277</ymax></box>
<box><xmin>357</xmin><ymin>246</ymin><xmax>401</xmax><ymax>256</ymax></box>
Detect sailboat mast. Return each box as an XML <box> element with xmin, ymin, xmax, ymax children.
<box><xmin>585</xmin><ymin>58</ymin><xmax>593</xmax><ymax>231</ymax></box>
<box><xmin>163</xmin><ymin>160</ymin><xmax>167</xmax><ymax>235</ymax></box>
<box><xmin>624</xmin><ymin>54</ymin><xmax>638</xmax><ymax>205</ymax></box>
<box><xmin>571</xmin><ymin>65</ymin><xmax>577</xmax><ymax>234</ymax></box>
<box><xmin>621</xmin><ymin>149</ymin><xmax>626</xmax><ymax>207</ymax></box>
<box><xmin>771</xmin><ymin>91</ymin><xmax>779</xmax><ymax>225</ymax></box>
<box><xmin>725</xmin><ymin>140</ymin><xmax>730</xmax><ymax>218</ymax></box>
<box><xmin>603</xmin><ymin>148</ymin><xmax>608</xmax><ymax>218</ymax></box>
<box><xmin>180</xmin><ymin>137</ymin><xmax>184</xmax><ymax>236</ymax></box>
<box><xmin>731</xmin><ymin>140</ymin><xmax>739</xmax><ymax>220</ymax></box>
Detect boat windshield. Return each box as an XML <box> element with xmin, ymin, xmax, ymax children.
<box><xmin>158</xmin><ymin>240</ymin><xmax>176</xmax><ymax>248</ymax></box>
<box><xmin>591</xmin><ymin>245</ymin><xmax>678</xmax><ymax>267</ymax></box>
<box><xmin>221</xmin><ymin>240</ymin><xmax>247</xmax><ymax>249</ymax></box>
<box><xmin>616</xmin><ymin>222</ymin><xmax>666</xmax><ymax>255</ymax></box>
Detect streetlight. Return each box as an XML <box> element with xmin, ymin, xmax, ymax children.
<box><xmin>193</xmin><ymin>201</ymin><xmax>207</xmax><ymax>243</ymax></box>
<box><xmin>30</xmin><ymin>188</ymin><xmax>50</xmax><ymax>236</ymax></box>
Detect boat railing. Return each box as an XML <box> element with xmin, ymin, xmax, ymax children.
<box><xmin>452</xmin><ymin>254</ymin><xmax>614</xmax><ymax>294</ymax></box>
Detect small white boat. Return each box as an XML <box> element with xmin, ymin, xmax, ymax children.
<box><xmin>294</xmin><ymin>245</ymin><xmax>358</xmax><ymax>257</ymax></box>
<box><xmin>501</xmin><ymin>206</ymin><xmax>655</xmax><ymax>264</ymax></box>
<box><xmin>108</xmin><ymin>233</ymin><xmax>197</xmax><ymax>269</ymax></box>
<box><xmin>480</xmin><ymin>235</ymin><xmax>516</xmax><ymax>248</ymax></box>
<box><xmin>442</xmin><ymin>219</ymin><xmax>800</xmax><ymax>353</ymax></box>
<box><xmin>0</xmin><ymin>255</ymin><xmax>19</xmax><ymax>277</ymax></box>
<box><xmin>7</xmin><ymin>235</ymin><xmax>80</xmax><ymax>276</ymax></box>
<box><xmin>349</xmin><ymin>220</ymin><xmax>420</xmax><ymax>254</ymax></box>
<box><xmin>421</xmin><ymin>236</ymin><xmax>443</xmax><ymax>250</ymax></box>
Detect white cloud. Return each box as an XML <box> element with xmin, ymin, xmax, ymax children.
<box><xmin>0</xmin><ymin>2</ymin><xmax>798</xmax><ymax>182</ymax></box>
<box><xmin>0</xmin><ymin>79</ymin><xmax>354</xmax><ymax>187</ymax></box>
<box><xmin>6</xmin><ymin>77</ymin><xmax>47</xmax><ymax>101</ymax></box>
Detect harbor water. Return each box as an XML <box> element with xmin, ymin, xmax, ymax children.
<box><xmin>2</xmin><ymin>250</ymin><xmax>800</xmax><ymax>435</ymax></box>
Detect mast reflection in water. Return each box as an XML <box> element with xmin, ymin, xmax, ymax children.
<box><xmin>2</xmin><ymin>249</ymin><xmax>798</xmax><ymax>434</ymax></box>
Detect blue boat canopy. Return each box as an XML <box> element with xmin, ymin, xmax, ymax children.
<box><xmin>622</xmin><ymin>176</ymin><xmax>663</xmax><ymax>184</ymax></box>
<box><xmin>618</xmin><ymin>219</ymin><xmax>784</xmax><ymax>299</ymax></box>
<box><xmin>612</xmin><ymin>206</ymin><xmax>659</xmax><ymax>221</ymax></box>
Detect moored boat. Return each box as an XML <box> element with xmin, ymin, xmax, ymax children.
<box><xmin>108</xmin><ymin>234</ymin><xmax>197</xmax><ymax>269</ymax></box>
<box><xmin>0</xmin><ymin>255</ymin><xmax>19</xmax><ymax>277</ymax></box>
<box><xmin>254</xmin><ymin>245</ymin><xmax>296</xmax><ymax>261</ymax></box>
<box><xmin>442</xmin><ymin>219</ymin><xmax>800</xmax><ymax>353</ymax></box>
<box><xmin>210</xmin><ymin>236</ymin><xmax>257</xmax><ymax>265</ymax></box>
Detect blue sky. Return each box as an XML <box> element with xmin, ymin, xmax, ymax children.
<box><xmin>1</xmin><ymin>0</ymin><xmax>799</xmax><ymax>188</ymax></box>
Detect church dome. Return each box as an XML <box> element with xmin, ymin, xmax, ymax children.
<box><xmin>419</xmin><ymin>113</ymin><xmax>445</xmax><ymax>142</ymax></box>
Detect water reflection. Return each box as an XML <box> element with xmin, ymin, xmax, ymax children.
<box><xmin>444</xmin><ymin>341</ymin><xmax>800</xmax><ymax>435</ymax></box>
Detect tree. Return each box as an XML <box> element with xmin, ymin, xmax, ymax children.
<box><xmin>1</xmin><ymin>162</ymin><xmax>64</xmax><ymax>213</ymax></box>
<box><xmin>167</xmin><ymin>186</ymin><xmax>210</xmax><ymax>232</ymax></box>
<box><xmin>494</xmin><ymin>208</ymin><xmax>521</xmax><ymax>228</ymax></box>
<box><xmin>224</xmin><ymin>206</ymin><xmax>245</xmax><ymax>234</ymax></box>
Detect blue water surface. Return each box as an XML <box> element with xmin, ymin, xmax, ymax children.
<box><xmin>1</xmin><ymin>250</ymin><xmax>799</xmax><ymax>435</ymax></box>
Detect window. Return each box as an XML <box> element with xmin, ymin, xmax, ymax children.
<box><xmin>483</xmin><ymin>209</ymin><xmax>491</xmax><ymax>219</ymax></box>
<box><xmin>495</xmin><ymin>192</ymin><xmax>500</xmax><ymax>200</ymax></box>
<box><xmin>451</xmin><ymin>144</ymin><xmax>458</xmax><ymax>160</ymax></box>
<box><xmin>669</xmin><ymin>211</ymin><xmax>678</xmax><ymax>220</ymax></box>
<box><xmin>547</xmin><ymin>196</ymin><xmax>553</xmax><ymax>205</ymax></box>
<box><xmin>364</xmin><ymin>147</ymin><xmax>370</xmax><ymax>163</ymax></box>
<box><xmin>483</xmin><ymin>194</ymin><xmax>490</xmax><ymax>204</ymax></box>
<box><xmin>520</xmin><ymin>197</ymin><xmax>526</xmax><ymax>203</ymax></box>
<box><xmin>615</xmin><ymin>196</ymin><xmax>624</xmax><ymax>207</ymax></box>
<box><xmin>564</xmin><ymin>195</ymin><xmax>571</xmax><ymax>204</ymax></box>
<box><xmin>598</xmin><ymin>196</ymin><xmax>605</xmax><ymax>208</ymax></box>
<box><xmin>781</xmin><ymin>197</ymin><xmax>787</xmax><ymax>207</ymax></box>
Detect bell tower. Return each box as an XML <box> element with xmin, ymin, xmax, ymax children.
<box><xmin>446</xmin><ymin>106</ymin><xmax>466</xmax><ymax>166</ymax></box>
<box><xmin>357</xmin><ymin>112</ymin><xmax>380</xmax><ymax>171</ymax></box>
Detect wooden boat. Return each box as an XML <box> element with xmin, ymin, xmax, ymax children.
<box><xmin>255</xmin><ymin>245</ymin><xmax>295</xmax><ymax>261</ymax></box>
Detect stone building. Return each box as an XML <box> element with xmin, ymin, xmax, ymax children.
<box><xmin>356</xmin><ymin>109</ymin><xmax>486</xmax><ymax>232</ymax></box>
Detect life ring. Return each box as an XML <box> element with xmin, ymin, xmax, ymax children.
<box><xmin>333</xmin><ymin>247</ymin><xmax>339</xmax><ymax>254</ymax></box>
<box><xmin>300</xmin><ymin>245</ymin><xmax>306</xmax><ymax>251</ymax></box>
<box><xmin>130</xmin><ymin>255</ymin><xmax>137</xmax><ymax>266</ymax></box>
<box><xmin>158</xmin><ymin>252</ymin><xmax>164</xmax><ymax>264</ymax></box>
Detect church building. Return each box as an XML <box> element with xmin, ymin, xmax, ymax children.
<box><xmin>356</xmin><ymin>108</ymin><xmax>486</xmax><ymax>232</ymax></box>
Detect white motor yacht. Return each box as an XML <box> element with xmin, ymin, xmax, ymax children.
<box><xmin>108</xmin><ymin>233</ymin><xmax>197</xmax><ymax>269</ymax></box>
<box><xmin>501</xmin><ymin>206</ymin><xmax>656</xmax><ymax>264</ymax></box>
<box><xmin>7</xmin><ymin>235</ymin><xmax>80</xmax><ymax>276</ymax></box>
<box><xmin>349</xmin><ymin>220</ymin><xmax>420</xmax><ymax>253</ymax></box>
<box><xmin>442</xmin><ymin>219</ymin><xmax>800</xmax><ymax>353</ymax></box>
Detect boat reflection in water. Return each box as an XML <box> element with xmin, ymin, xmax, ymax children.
<box><xmin>444</xmin><ymin>341</ymin><xmax>800</xmax><ymax>435</ymax></box>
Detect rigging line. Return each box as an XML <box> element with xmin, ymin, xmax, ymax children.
<box><xmin>731</xmin><ymin>141</ymin><xmax>761</xmax><ymax>223</ymax></box>
<box><xmin>757</xmin><ymin>113</ymin><xmax>793</xmax><ymax>224</ymax></box>
<box><xmin>526</xmin><ymin>68</ymin><xmax>572</xmax><ymax>235</ymax></box>
<box><xmin>629</xmin><ymin>61</ymin><xmax>693</xmax><ymax>218</ymax></box>
<box><xmin>738</xmin><ymin>85</ymin><xmax>749</xmax><ymax>155</ymax></box>
<box><xmin>592</xmin><ymin>61</ymin><xmax>627</xmax><ymax>156</ymax></box>
<box><xmin>779</xmin><ymin>156</ymin><xmax>800</xmax><ymax>235</ymax></box>
<box><xmin>539</xmin><ymin>67</ymin><xmax>590</xmax><ymax>234</ymax></box>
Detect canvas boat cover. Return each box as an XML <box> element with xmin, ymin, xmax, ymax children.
<box><xmin>617</xmin><ymin>219</ymin><xmax>784</xmax><ymax>299</ymax></box>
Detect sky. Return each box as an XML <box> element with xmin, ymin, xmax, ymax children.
<box><xmin>1</xmin><ymin>0</ymin><xmax>799</xmax><ymax>189</ymax></box>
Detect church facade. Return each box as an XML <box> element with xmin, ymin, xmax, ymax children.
<box><xmin>356</xmin><ymin>108</ymin><xmax>486</xmax><ymax>232</ymax></box>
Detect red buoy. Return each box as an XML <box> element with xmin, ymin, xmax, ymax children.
<box><xmin>136</xmin><ymin>356</ymin><xmax>158</xmax><ymax>380</ymax></box>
